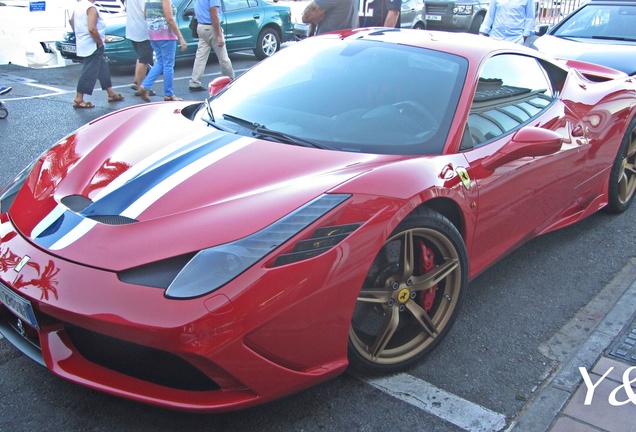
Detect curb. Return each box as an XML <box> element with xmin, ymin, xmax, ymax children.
<box><xmin>509</xmin><ymin>258</ymin><xmax>636</xmax><ymax>432</ymax></box>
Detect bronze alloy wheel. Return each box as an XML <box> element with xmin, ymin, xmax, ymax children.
<box><xmin>348</xmin><ymin>208</ymin><xmax>468</xmax><ymax>373</ymax></box>
<box><xmin>608</xmin><ymin>117</ymin><xmax>636</xmax><ymax>213</ymax></box>
<box><xmin>618</xmin><ymin>126</ymin><xmax>636</xmax><ymax>204</ymax></box>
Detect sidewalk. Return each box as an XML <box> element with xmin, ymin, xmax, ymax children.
<box><xmin>512</xmin><ymin>258</ymin><xmax>636</xmax><ymax>432</ymax></box>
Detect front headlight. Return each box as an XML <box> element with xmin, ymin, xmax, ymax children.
<box><xmin>104</xmin><ymin>35</ymin><xmax>125</xmax><ymax>43</ymax></box>
<box><xmin>165</xmin><ymin>194</ymin><xmax>351</xmax><ymax>299</ymax></box>
<box><xmin>453</xmin><ymin>5</ymin><xmax>473</xmax><ymax>15</ymax></box>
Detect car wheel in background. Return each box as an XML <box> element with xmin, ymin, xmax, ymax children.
<box><xmin>469</xmin><ymin>14</ymin><xmax>484</xmax><ymax>34</ymax></box>
<box><xmin>254</xmin><ymin>27</ymin><xmax>280</xmax><ymax>60</ymax></box>
<box><xmin>606</xmin><ymin>116</ymin><xmax>636</xmax><ymax>213</ymax></box>
<box><xmin>348</xmin><ymin>207</ymin><xmax>468</xmax><ymax>374</ymax></box>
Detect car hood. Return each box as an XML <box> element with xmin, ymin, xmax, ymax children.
<box><xmin>532</xmin><ymin>35</ymin><xmax>636</xmax><ymax>76</ymax></box>
<box><xmin>9</xmin><ymin>103</ymin><xmax>392</xmax><ymax>270</ymax></box>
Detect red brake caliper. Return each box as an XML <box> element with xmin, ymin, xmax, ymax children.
<box><xmin>418</xmin><ymin>240</ymin><xmax>437</xmax><ymax>312</ymax></box>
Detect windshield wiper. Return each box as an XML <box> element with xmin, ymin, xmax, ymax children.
<box><xmin>222</xmin><ymin>113</ymin><xmax>331</xmax><ymax>149</ymax></box>
<box><xmin>591</xmin><ymin>35</ymin><xmax>636</xmax><ymax>42</ymax></box>
<box><xmin>201</xmin><ymin>100</ymin><xmax>236</xmax><ymax>133</ymax></box>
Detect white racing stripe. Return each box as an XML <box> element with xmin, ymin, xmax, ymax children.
<box><xmin>121</xmin><ymin>136</ymin><xmax>255</xmax><ymax>218</ymax></box>
<box><xmin>364</xmin><ymin>373</ymin><xmax>507</xmax><ymax>432</ymax></box>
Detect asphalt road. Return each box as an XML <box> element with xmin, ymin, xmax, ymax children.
<box><xmin>1</xmin><ymin>48</ymin><xmax>635</xmax><ymax>431</ymax></box>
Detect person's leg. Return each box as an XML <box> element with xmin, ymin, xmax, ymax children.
<box><xmin>189</xmin><ymin>25</ymin><xmax>213</xmax><ymax>89</ymax></box>
<box><xmin>138</xmin><ymin>40</ymin><xmax>164</xmax><ymax>101</ymax></box>
<box><xmin>74</xmin><ymin>50</ymin><xmax>100</xmax><ymax>106</ymax></box>
<box><xmin>210</xmin><ymin>28</ymin><xmax>235</xmax><ymax>80</ymax></box>
<box><xmin>133</xmin><ymin>40</ymin><xmax>154</xmax><ymax>87</ymax></box>
<box><xmin>160</xmin><ymin>40</ymin><xmax>177</xmax><ymax>98</ymax></box>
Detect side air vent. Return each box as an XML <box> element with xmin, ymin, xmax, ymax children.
<box><xmin>118</xmin><ymin>252</ymin><xmax>197</xmax><ymax>289</ymax></box>
<box><xmin>274</xmin><ymin>223</ymin><xmax>362</xmax><ymax>266</ymax></box>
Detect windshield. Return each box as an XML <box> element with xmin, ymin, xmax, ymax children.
<box><xmin>205</xmin><ymin>37</ymin><xmax>468</xmax><ymax>155</ymax></box>
<box><xmin>552</xmin><ymin>4</ymin><xmax>636</xmax><ymax>41</ymax></box>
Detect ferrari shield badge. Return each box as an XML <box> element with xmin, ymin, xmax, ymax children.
<box><xmin>456</xmin><ymin>167</ymin><xmax>471</xmax><ymax>190</ymax></box>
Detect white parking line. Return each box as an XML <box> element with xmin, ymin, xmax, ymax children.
<box><xmin>364</xmin><ymin>373</ymin><xmax>508</xmax><ymax>432</ymax></box>
<box><xmin>0</xmin><ymin>68</ymin><xmax>252</xmax><ymax>102</ymax></box>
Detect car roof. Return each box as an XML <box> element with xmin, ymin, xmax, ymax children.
<box><xmin>336</xmin><ymin>28</ymin><xmax>533</xmax><ymax>62</ymax></box>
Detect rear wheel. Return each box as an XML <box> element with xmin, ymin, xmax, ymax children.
<box><xmin>254</xmin><ymin>28</ymin><xmax>280</xmax><ymax>60</ymax></box>
<box><xmin>606</xmin><ymin>117</ymin><xmax>636</xmax><ymax>213</ymax></box>
<box><xmin>348</xmin><ymin>207</ymin><xmax>468</xmax><ymax>374</ymax></box>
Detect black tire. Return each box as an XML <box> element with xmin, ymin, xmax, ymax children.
<box><xmin>606</xmin><ymin>116</ymin><xmax>636</xmax><ymax>213</ymax></box>
<box><xmin>413</xmin><ymin>22</ymin><xmax>426</xmax><ymax>30</ymax></box>
<box><xmin>348</xmin><ymin>207</ymin><xmax>468</xmax><ymax>374</ymax></box>
<box><xmin>469</xmin><ymin>14</ymin><xmax>484</xmax><ymax>34</ymax></box>
<box><xmin>0</xmin><ymin>107</ymin><xmax>7</xmax><ymax>120</ymax></box>
<box><xmin>253</xmin><ymin>27</ymin><xmax>280</xmax><ymax>60</ymax></box>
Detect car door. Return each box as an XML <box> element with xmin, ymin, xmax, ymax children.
<box><xmin>459</xmin><ymin>54</ymin><xmax>591</xmax><ymax>273</ymax></box>
<box><xmin>222</xmin><ymin>0</ymin><xmax>260</xmax><ymax>50</ymax></box>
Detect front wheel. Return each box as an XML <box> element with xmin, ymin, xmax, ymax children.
<box><xmin>254</xmin><ymin>28</ymin><xmax>280</xmax><ymax>60</ymax></box>
<box><xmin>606</xmin><ymin>116</ymin><xmax>636</xmax><ymax>213</ymax></box>
<box><xmin>348</xmin><ymin>207</ymin><xmax>468</xmax><ymax>374</ymax></box>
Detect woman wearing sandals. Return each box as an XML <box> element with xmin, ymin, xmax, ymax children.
<box><xmin>70</xmin><ymin>0</ymin><xmax>124</xmax><ymax>108</ymax></box>
<box><xmin>137</xmin><ymin>0</ymin><xmax>187</xmax><ymax>102</ymax></box>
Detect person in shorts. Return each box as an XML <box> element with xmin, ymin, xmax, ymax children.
<box><xmin>126</xmin><ymin>0</ymin><xmax>155</xmax><ymax>96</ymax></box>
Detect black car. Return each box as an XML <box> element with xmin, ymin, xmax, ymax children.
<box><xmin>532</xmin><ymin>0</ymin><xmax>636</xmax><ymax>75</ymax></box>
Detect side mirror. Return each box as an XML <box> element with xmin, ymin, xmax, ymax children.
<box><xmin>535</xmin><ymin>24</ymin><xmax>549</xmax><ymax>36</ymax></box>
<box><xmin>482</xmin><ymin>127</ymin><xmax>562</xmax><ymax>170</ymax></box>
<box><xmin>208</xmin><ymin>76</ymin><xmax>232</xmax><ymax>97</ymax></box>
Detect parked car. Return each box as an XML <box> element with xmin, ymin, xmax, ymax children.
<box><xmin>293</xmin><ymin>0</ymin><xmax>427</xmax><ymax>39</ymax></box>
<box><xmin>2</xmin><ymin>29</ymin><xmax>636</xmax><ymax>413</ymax></box>
<box><xmin>423</xmin><ymin>0</ymin><xmax>488</xmax><ymax>33</ymax></box>
<box><xmin>531</xmin><ymin>0</ymin><xmax>636</xmax><ymax>75</ymax></box>
<box><xmin>56</xmin><ymin>0</ymin><xmax>294</xmax><ymax>64</ymax></box>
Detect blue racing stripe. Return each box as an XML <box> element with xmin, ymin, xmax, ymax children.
<box><xmin>33</xmin><ymin>133</ymin><xmax>242</xmax><ymax>248</ymax></box>
<box><xmin>80</xmin><ymin>133</ymin><xmax>240</xmax><ymax>218</ymax></box>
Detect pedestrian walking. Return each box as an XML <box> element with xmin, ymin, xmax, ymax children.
<box><xmin>126</xmin><ymin>0</ymin><xmax>155</xmax><ymax>97</ymax></box>
<box><xmin>137</xmin><ymin>0</ymin><xmax>187</xmax><ymax>102</ymax></box>
<box><xmin>188</xmin><ymin>0</ymin><xmax>235</xmax><ymax>92</ymax></box>
<box><xmin>479</xmin><ymin>0</ymin><xmax>535</xmax><ymax>44</ymax></box>
<box><xmin>71</xmin><ymin>0</ymin><xmax>124</xmax><ymax>108</ymax></box>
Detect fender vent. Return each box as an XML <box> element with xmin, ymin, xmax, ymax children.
<box><xmin>274</xmin><ymin>223</ymin><xmax>361</xmax><ymax>266</ymax></box>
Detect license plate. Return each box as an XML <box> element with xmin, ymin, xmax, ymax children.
<box><xmin>60</xmin><ymin>44</ymin><xmax>76</xmax><ymax>53</ymax></box>
<box><xmin>0</xmin><ymin>282</ymin><xmax>39</xmax><ymax>329</ymax></box>
<box><xmin>426</xmin><ymin>15</ymin><xmax>442</xmax><ymax>21</ymax></box>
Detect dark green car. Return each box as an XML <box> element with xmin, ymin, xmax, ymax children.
<box><xmin>56</xmin><ymin>0</ymin><xmax>294</xmax><ymax>64</ymax></box>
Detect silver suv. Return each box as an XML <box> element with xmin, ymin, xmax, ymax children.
<box><xmin>423</xmin><ymin>0</ymin><xmax>489</xmax><ymax>33</ymax></box>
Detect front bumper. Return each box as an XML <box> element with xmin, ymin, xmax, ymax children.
<box><xmin>0</xmin><ymin>198</ymin><xmax>386</xmax><ymax>411</ymax></box>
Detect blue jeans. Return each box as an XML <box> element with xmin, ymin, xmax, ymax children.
<box><xmin>142</xmin><ymin>39</ymin><xmax>177</xmax><ymax>97</ymax></box>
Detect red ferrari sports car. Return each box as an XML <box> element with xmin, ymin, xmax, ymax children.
<box><xmin>1</xmin><ymin>29</ymin><xmax>635</xmax><ymax>412</ymax></box>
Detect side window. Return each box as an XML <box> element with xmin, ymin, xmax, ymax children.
<box><xmin>466</xmin><ymin>54</ymin><xmax>555</xmax><ymax>147</ymax></box>
<box><xmin>223</xmin><ymin>0</ymin><xmax>252</xmax><ymax>12</ymax></box>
